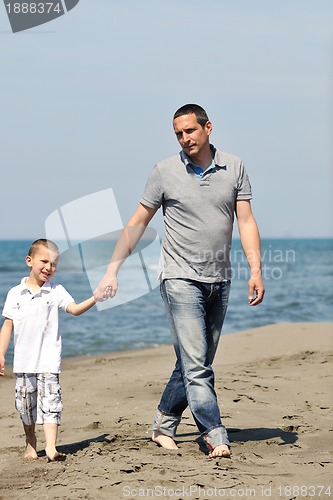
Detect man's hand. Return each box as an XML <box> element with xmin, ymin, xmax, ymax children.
<box><xmin>248</xmin><ymin>275</ymin><xmax>265</xmax><ymax>306</ymax></box>
<box><xmin>93</xmin><ymin>204</ymin><xmax>157</xmax><ymax>303</ymax></box>
<box><xmin>94</xmin><ymin>276</ymin><xmax>118</xmax><ymax>302</ymax></box>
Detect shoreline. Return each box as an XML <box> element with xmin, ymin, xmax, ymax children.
<box><xmin>5</xmin><ymin>320</ymin><xmax>333</xmax><ymax>370</ymax></box>
<box><xmin>1</xmin><ymin>322</ymin><xmax>332</xmax><ymax>499</ymax></box>
<box><xmin>61</xmin><ymin>320</ymin><xmax>331</xmax><ymax>367</ymax></box>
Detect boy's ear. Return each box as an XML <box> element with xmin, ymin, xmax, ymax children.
<box><xmin>25</xmin><ymin>255</ymin><xmax>32</xmax><ymax>268</ymax></box>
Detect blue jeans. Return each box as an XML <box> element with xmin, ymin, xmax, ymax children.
<box><xmin>153</xmin><ymin>278</ymin><xmax>231</xmax><ymax>450</ymax></box>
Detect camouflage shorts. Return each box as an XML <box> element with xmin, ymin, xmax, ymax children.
<box><xmin>15</xmin><ymin>373</ymin><xmax>63</xmax><ymax>425</ymax></box>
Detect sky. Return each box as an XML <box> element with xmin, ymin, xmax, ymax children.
<box><xmin>0</xmin><ymin>0</ymin><xmax>332</xmax><ymax>240</ymax></box>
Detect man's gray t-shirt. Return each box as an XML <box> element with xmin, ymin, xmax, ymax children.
<box><xmin>140</xmin><ymin>146</ymin><xmax>252</xmax><ymax>282</ymax></box>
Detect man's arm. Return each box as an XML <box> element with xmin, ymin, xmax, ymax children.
<box><xmin>94</xmin><ymin>203</ymin><xmax>158</xmax><ymax>301</ymax></box>
<box><xmin>0</xmin><ymin>318</ymin><xmax>13</xmax><ymax>376</ymax></box>
<box><xmin>235</xmin><ymin>200</ymin><xmax>265</xmax><ymax>306</ymax></box>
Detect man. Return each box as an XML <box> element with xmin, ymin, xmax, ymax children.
<box><xmin>94</xmin><ymin>104</ymin><xmax>264</xmax><ymax>459</ymax></box>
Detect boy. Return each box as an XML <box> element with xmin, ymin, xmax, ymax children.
<box><xmin>0</xmin><ymin>239</ymin><xmax>96</xmax><ymax>462</ymax></box>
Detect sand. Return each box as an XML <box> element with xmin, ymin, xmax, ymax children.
<box><xmin>0</xmin><ymin>322</ymin><xmax>332</xmax><ymax>499</ymax></box>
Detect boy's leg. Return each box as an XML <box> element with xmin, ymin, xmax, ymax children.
<box><xmin>23</xmin><ymin>423</ymin><xmax>38</xmax><ymax>460</ymax></box>
<box><xmin>43</xmin><ymin>422</ymin><xmax>65</xmax><ymax>461</ymax></box>
<box><xmin>37</xmin><ymin>373</ymin><xmax>66</xmax><ymax>461</ymax></box>
<box><xmin>15</xmin><ymin>374</ymin><xmax>38</xmax><ymax>459</ymax></box>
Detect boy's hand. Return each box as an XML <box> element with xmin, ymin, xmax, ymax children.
<box><xmin>94</xmin><ymin>276</ymin><xmax>118</xmax><ymax>302</ymax></box>
<box><xmin>0</xmin><ymin>356</ymin><xmax>5</xmax><ymax>376</ymax></box>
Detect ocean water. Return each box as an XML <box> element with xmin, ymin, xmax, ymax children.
<box><xmin>0</xmin><ymin>239</ymin><xmax>332</xmax><ymax>364</ymax></box>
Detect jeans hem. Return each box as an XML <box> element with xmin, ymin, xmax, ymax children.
<box><xmin>201</xmin><ymin>424</ymin><xmax>230</xmax><ymax>450</ymax></box>
<box><xmin>152</xmin><ymin>408</ymin><xmax>181</xmax><ymax>438</ymax></box>
<box><xmin>157</xmin><ymin>406</ymin><xmax>182</xmax><ymax>419</ymax></box>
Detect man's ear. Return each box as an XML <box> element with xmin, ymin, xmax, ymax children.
<box><xmin>205</xmin><ymin>120</ymin><xmax>213</xmax><ymax>135</ymax></box>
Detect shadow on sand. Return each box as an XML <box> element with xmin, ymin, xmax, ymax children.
<box><xmin>37</xmin><ymin>433</ymin><xmax>113</xmax><ymax>458</ymax></box>
<box><xmin>176</xmin><ymin>427</ymin><xmax>298</xmax><ymax>455</ymax></box>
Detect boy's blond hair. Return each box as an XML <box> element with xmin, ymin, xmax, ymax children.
<box><xmin>28</xmin><ymin>239</ymin><xmax>60</xmax><ymax>257</ymax></box>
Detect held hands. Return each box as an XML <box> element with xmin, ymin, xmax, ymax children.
<box><xmin>93</xmin><ymin>276</ymin><xmax>118</xmax><ymax>302</ymax></box>
<box><xmin>248</xmin><ymin>274</ymin><xmax>265</xmax><ymax>306</ymax></box>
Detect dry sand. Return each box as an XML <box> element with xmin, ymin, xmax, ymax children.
<box><xmin>0</xmin><ymin>322</ymin><xmax>332</xmax><ymax>499</ymax></box>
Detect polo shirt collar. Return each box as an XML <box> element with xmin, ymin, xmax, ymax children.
<box><xmin>20</xmin><ymin>277</ymin><xmax>52</xmax><ymax>295</ymax></box>
<box><xmin>180</xmin><ymin>144</ymin><xmax>227</xmax><ymax>168</ymax></box>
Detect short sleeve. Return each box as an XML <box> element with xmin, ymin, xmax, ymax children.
<box><xmin>55</xmin><ymin>284</ymin><xmax>75</xmax><ymax>312</ymax></box>
<box><xmin>236</xmin><ymin>161</ymin><xmax>252</xmax><ymax>200</ymax></box>
<box><xmin>2</xmin><ymin>289</ymin><xmax>15</xmax><ymax>320</ymax></box>
<box><xmin>140</xmin><ymin>165</ymin><xmax>164</xmax><ymax>209</ymax></box>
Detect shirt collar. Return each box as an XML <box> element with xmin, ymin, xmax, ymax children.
<box><xmin>180</xmin><ymin>144</ymin><xmax>226</xmax><ymax>169</ymax></box>
<box><xmin>20</xmin><ymin>277</ymin><xmax>52</xmax><ymax>295</ymax></box>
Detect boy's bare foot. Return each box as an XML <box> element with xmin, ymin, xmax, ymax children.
<box><xmin>152</xmin><ymin>431</ymin><xmax>179</xmax><ymax>449</ymax></box>
<box><xmin>45</xmin><ymin>443</ymin><xmax>66</xmax><ymax>462</ymax></box>
<box><xmin>208</xmin><ymin>444</ymin><xmax>231</xmax><ymax>459</ymax></box>
<box><xmin>46</xmin><ymin>451</ymin><xmax>66</xmax><ymax>462</ymax></box>
<box><xmin>24</xmin><ymin>442</ymin><xmax>38</xmax><ymax>461</ymax></box>
<box><xmin>44</xmin><ymin>423</ymin><xmax>66</xmax><ymax>462</ymax></box>
<box><xmin>23</xmin><ymin>424</ymin><xmax>38</xmax><ymax>460</ymax></box>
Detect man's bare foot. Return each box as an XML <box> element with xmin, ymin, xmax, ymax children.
<box><xmin>208</xmin><ymin>444</ymin><xmax>231</xmax><ymax>459</ymax></box>
<box><xmin>152</xmin><ymin>431</ymin><xmax>179</xmax><ymax>449</ymax></box>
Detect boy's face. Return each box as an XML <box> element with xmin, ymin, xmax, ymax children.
<box><xmin>25</xmin><ymin>245</ymin><xmax>59</xmax><ymax>286</ymax></box>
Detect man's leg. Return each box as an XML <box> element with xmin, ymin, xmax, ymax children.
<box><xmin>204</xmin><ymin>281</ymin><xmax>231</xmax><ymax>458</ymax></box>
<box><xmin>152</xmin><ymin>299</ymin><xmax>186</xmax><ymax>449</ymax></box>
<box><xmin>152</xmin><ymin>361</ymin><xmax>185</xmax><ymax>448</ymax></box>
<box><xmin>153</xmin><ymin>279</ymin><xmax>231</xmax><ymax>454</ymax></box>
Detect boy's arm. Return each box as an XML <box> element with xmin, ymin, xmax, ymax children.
<box><xmin>66</xmin><ymin>296</ymin><xmax>96</xmax><ymax>317</ymax></box>
<box><xmin>0</xmin><ymin>318</ymin><xmax>14</xmax><ymax>376</ymax></box>
<box><xmin>236</xmin><ymin>200</ymin><xmax>265</xmax><ymax>306</ymax></box>
<box><xmin>94</xmin><ymin>203</ymin><xmax>158</xmax><ymax>301</ymax></box>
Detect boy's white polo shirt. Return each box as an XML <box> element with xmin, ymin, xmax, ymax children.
<box><xmin>2</xmin><ymin>278</ymin><xmax>74</xmax><ymax>374</ymax></box>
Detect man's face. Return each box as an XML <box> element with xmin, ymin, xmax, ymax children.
<box><xmin>173</xmin><ymin>113</ymin><xmax>212</xmax><ymax>159</ymax></box>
